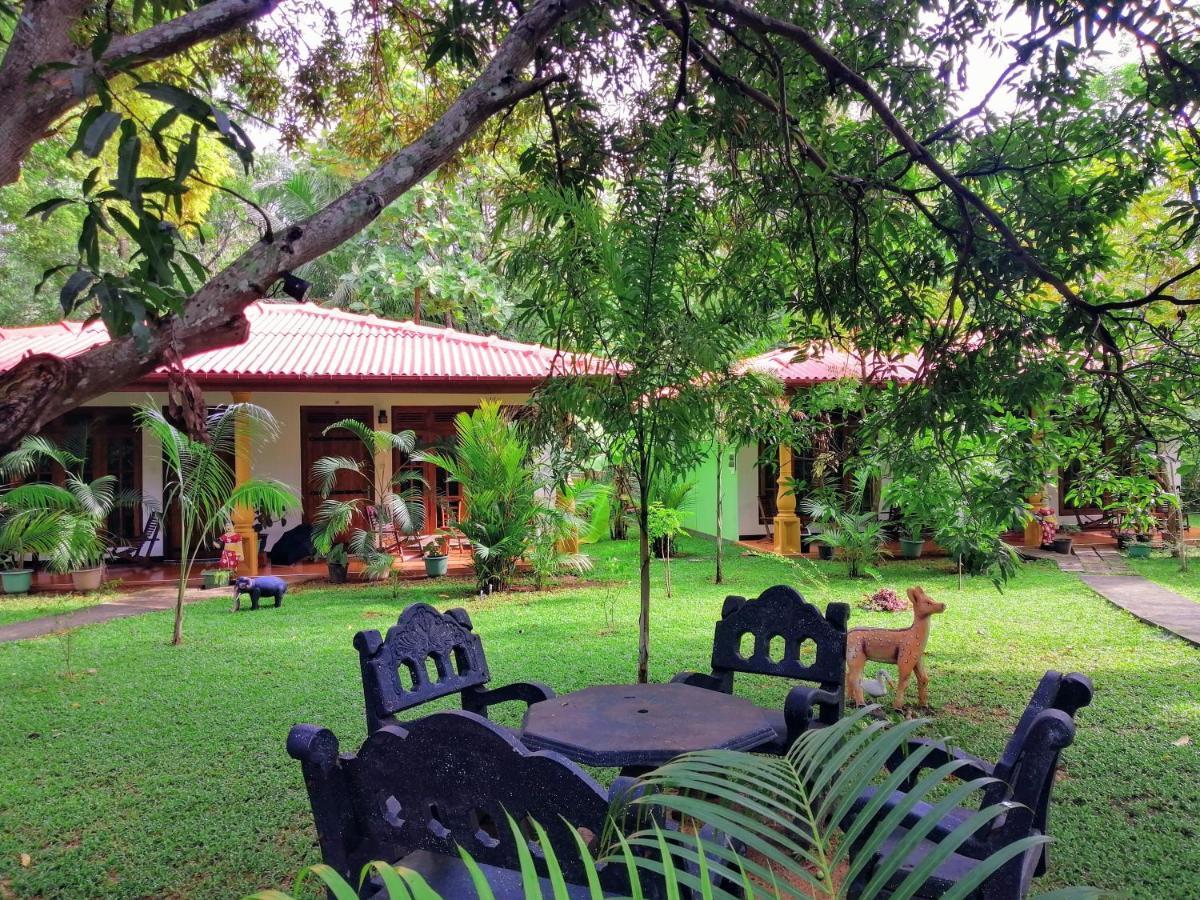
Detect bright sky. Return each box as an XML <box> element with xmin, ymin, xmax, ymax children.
<box><xmin>250</xmin><ymin>2</ymin><xmax>1142</xmax><ymax>150</ymax></box>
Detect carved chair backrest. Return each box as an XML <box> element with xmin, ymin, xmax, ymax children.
<box><xmin>354</xmin><ymin>604</ymin><xmax>491</xmax><ymax>732</ymax></box>
<box><xmin>288</xmin><ymin>711</ymin><xmax>618</xmax><ymax>891</ymax></box>
<box><xmin>709</xmin><ymin>585</ymin><xmax>849</xmax><ymax>693</ymax></box>
<box><xmin>977</xmin><ymin>708</ymin><xmax>1077</xmax><ymax>899</ymax></box>
<box><xmin>984</xmin><ymin>671</ymin><xmax>1093</xmax><ymax>828</ymax></box>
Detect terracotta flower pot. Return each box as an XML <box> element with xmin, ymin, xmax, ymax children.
<box><xmin>71</xmin><ymin>566</ymin><xmax>104</xmax><ymax>592</ymax></box>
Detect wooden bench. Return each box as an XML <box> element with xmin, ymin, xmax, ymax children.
<box><xmin>288</xmin><ymin>711</ymin><xmax>661</xmax><ymax>898</ymax></box>
<box><xmin>354</xmin><ymin>603</ymin><xmax>554</xmax><ymax>734</ymax></box>
<box><xmin>673</xmin><ymin>584</ymin><xmax>849</xmax><ymax>754</ymax></box>
<box><xmin>845</xmin><ymin>671</ymin><xmax>1094</xmax><ymax>898</ymax></box>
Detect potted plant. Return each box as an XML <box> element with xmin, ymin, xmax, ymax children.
<box><xmin>883</xmin><ymin>473</ymin><xmax>943</xmax><ymax>560</ymax></box>
<box><xmin>1052</xmin><ymin>522</ymin><xmax>1079</xmax><ymax>555</ymax></box>
<box><xmin>423</xmin><ymin>539</ymin><xmax>449</xmax><ymax>578</ymax></box>
<box><xmin>0</xmin><ymin>435</ymin><xmax>143</xmax><ymax>593</ymax></box>
<box><xmin>1116</xmin><ymin>530</ymin><xmax>1135</xmax><ymax>550</ymax></box>
<box><xmin>0</xmin><ymin>504</ymin><xmax>70</xmax><ymax>594</ymax></box>
<box><xmin>898</xmin><ymin>521</ymin><xmax>925</xmax><ymax>560</ymax></box>
<box><xmin>62</xmin><ymin>518</ymin><xmax>106</xmax><ymax>591</ymax></box>
<box><xmin>201</xmin><ymin>567</ymin><xmax>232</xmax><ymax>589</ymax></box>
<box><xmin>325</xmin><ymin>542</ymin><xmax>350</xmax><ymax>583</ymax></box>
<box><xmin>310</xmin><ymin>418</ymin><xmax>427</xmax><ymax>590</ymax></box>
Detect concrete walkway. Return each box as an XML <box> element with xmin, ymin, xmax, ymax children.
<box><xmin>1020</xmin><ymin>545</ymin><xmax>1200</xmax><ymax>647</ymax></box>
<box><xmin>0</xmin><ymin>586</ymin><xmax>213</xmax><ymax>643</ymax></box>
<box><xmin>1078</xmin><ymin>574</ymin><xmax>1200</xmax><ymax>646</ymax></box>
<box><xmin>0</xmin><ymin>574</ymin><xmax>321</xmax><ymax>643</ymax></box>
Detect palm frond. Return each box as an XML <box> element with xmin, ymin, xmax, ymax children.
<box><xmin>311</xmin><ymin>456</ymin><xmax>367</xmax><ymax>498</ymax></box>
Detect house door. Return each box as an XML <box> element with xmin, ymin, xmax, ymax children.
<box><xmin>299</xmin><ymin>407</ymin><xmax>375</xmax><ymax>527</ymax></box>
<box><xmin>37</xmin><ymin>407</ymin><xmax>143</xmax><ymax>539</ymax></box>
<box><xmin>392</xmin><ymin>406</ymin><xmax>472</xmax><ymax>531</ymax></box>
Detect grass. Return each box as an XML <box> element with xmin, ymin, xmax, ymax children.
<box><xmin>0</xmin><ymin>590</ymin><xmax>114</xmax><ymax>628</ymax></box>
<box><xmin>0</xmin><ymin>534</ymin><xmax>1197</xmax><ymax>898</ymax></box>
<box><xmin>1128</xmin><ymin>554</ymin><xmax>1200</xmax><ymax>603</ymax></box>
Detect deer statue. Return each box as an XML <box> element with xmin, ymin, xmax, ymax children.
<box><xmin>846</xmin><ymin>585</ymin><xmax>946</xmax><ymax>710</ymax></box>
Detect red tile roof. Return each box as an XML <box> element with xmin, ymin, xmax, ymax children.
<box><xmin>744</xmin><ymin>345</ymin><xmax>919</xmax><ymax>386</ymax></box>
<box><xmin>0</xmin><ymin>302</ymin><xmax>611</xmax><ymax>389</ymax></box>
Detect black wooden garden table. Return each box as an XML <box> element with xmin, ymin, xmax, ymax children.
<box><xmin>520</xmin><ymin>682</ymin><xmax>778</xmax><ymax>769</ymax></box>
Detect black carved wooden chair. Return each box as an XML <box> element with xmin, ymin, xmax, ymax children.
<box><xmin>289</xmin><ymin>710</ymin><xmax>703</xmax><ymax>898</ymax></box>
<box><xmin>354</xmin><ymin>603</ymin><xmax>554</xmax><ymax>734</ymax></box>
<box><xmin>845</xmin><ymin>671</ymin><xmax>1094</xmax><ymax>899</ymax></box>
<box><xmin>673</xmin><ymin>585</ymin><xmax>849</xmax><ymax>755</ymax></box>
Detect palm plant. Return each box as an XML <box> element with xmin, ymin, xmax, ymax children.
<box><xmin>804</xmin><ymin>470</ymin><xmax>888</xmax><ymax>578</ymax></box>
<box><xmin>0</xmin><ymin>498</ymin><xmax>77</xmax><ymax>577</ymax></box>
<box><xmin>257</xmin><ymin>709</ymin><xmax>1086</xmax><ymax>899</ymax></box>
<box><xmin>644</xmin><ymin>477</ymin><xmax>694</xmax><ymax>559</ymax></box>
<box><xmin>0</xmin><ymin>433</ymin><xmax>141</xmax><ymax>574</ymax></box>
<box><xmin>135</xmin><ymin>404</ymin><xmax>296</xmax><ymax>645</ymax></box>
<box><xmin>310</xmin><ymin>419</ymin><xmax>427</xmax><ymax>585</ymax></box>
<box><xmin>421</xmin><ymin>401</ymin><xmax>568</xmax><ymax>592</ymax></box>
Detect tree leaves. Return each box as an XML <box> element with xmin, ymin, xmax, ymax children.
<box><xmin>136</xmin><ymin>81</ymin><xmax>254</xmax><ymax>173</ymax></box>
<box><xmin>79</xmin><ymin>110</ymin><xmax>122</xmax><ymax>158</ymax></box>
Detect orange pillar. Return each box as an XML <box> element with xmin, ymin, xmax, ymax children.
<box><xmin>231</xmin><ymin>390</ymin><xmax>259</xmax><ymax>575</ymax></box>
<box><xmin>773</xmin><ymin>444</ymin><xmax>802</xmax><ymax>555</ymax></box>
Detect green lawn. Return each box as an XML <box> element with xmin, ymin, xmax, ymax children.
<box><xmin>1128</xmin><ymin>555</ymin><xmax>1200</xmax><ymax>603</ymax></box>
<box><xmin>0</xmin><ymin>591</ymin><xmax>114</xmax><ymax>628</ymax></box>
<box><xmin>0</xmin><ymin>535</ymin><xmax>1198</xmax><ymax>899</ymax></box>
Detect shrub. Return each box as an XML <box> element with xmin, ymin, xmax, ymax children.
<box><xmin>422</xmin><ymin>401</ymin><xmax>587</xmax><ymax>591</ymax></box>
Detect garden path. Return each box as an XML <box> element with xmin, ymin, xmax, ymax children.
<box><xmin>0</xmin><ymin>585</ymin><xmax>216</xmax><ymax>642</ymax></box>
<box><xmin>1021</xmin><ymin>545</ymin><xmax>1200</xmax><ymax>646</ymax></box>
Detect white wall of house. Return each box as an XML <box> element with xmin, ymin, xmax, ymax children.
<box><xmin>82</xmin><ymin>388</ymin><xmax>529</xmax><ymax>554</ymax></box>
<box><xmin>736</xmin><ymin>443</ymin><xmax>767</xmax><ymax>538</ymax></box>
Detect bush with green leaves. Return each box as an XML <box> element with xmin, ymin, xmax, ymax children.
<box><xmin>804</xmin><ymin>471</ymin><xmax>888</xmax><ymax>579</ymax></box>
<box><xmin>255</xmin><ymin>709</ymin><xmax>1091</xmax><ymax>900</ymax></box>
<box><xmin>883</xmin><ymin>471</ymin><xmax>948</xmax><ymax>544</ymax></box>
<box><xmin>422</xmin><ymin>401</ymin><xmax>584</xmax><ymax>592</ymax></box>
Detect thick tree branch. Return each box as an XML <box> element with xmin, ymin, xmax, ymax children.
<box><xmin>103</xmin><ymin>0</ymin><xmax>282</xmax><ymax>69</ymax></box>
<box><xmin>0</xmin><ymin>0</ymin><xmax>281</xmax><ymax>186</ymax></box>
<box><xmin>0</xmin><ymin>0</ymin><xmax>589</xmax><ymax>448</ymax></box>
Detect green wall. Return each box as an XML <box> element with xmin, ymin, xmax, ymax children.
<box><xmin>682</xmin><ymin>442</ymin><xmax>742</xmax><ymax>541</ymax></box>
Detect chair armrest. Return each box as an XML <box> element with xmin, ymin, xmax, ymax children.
<box><xmin>461</xmin><ymin>680</ymin><xmax>555</xmax><ymax>715</ymax></box>
<box><xmin>671</xmin><ymin>670</ymin><xmax>731</xmax><ymax>693</ymax></box>
<box><xmin>782</xmin><ymin>685</ymin><xmax>841</xmax><ymax>745</ymax></box>
<box><xmin>886</xmin><ymin>737</ymin><xmax>994</xmax><ymax>789</ymax></box>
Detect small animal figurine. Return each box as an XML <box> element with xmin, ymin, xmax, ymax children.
<box><xmin>232</xmin><ymin>575</ymin><xmax>288</xmax><ymax>611</ymax></box>
<box><xmin>859</xmin><ymin>669</ymin><xmax>895</xmax><ymax>699</ymax></box>
<box><xmin>846</xmin><ymin>586</ymin><xmax>945</xmax><ymax>710</ymax></box>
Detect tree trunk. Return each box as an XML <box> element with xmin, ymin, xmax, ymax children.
<box><xmin>172</xmin><ymin>526</ymin><xmax>189</xmax><ymax>645</ymax></box>
<box><xmin>633</xmin><ymin>487</ymin><xmax>652</xmax><ymax>681</ymax></box>
<box><xmin>715</xmin><ymin>436</ymin><xmax>724</xmax><ymax>584</ymax></box>
<box><xmin>637</xmin><ymin>512</ymin><xmax>651</xmax><ymax>684</ymax></box>
<box><xmin>0</xmin><ymin>0</ymin><xmax>585</xmax><ymax>449</ymax></box>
